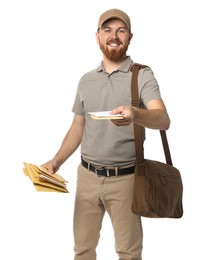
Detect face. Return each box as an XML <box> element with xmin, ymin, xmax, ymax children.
<box><xmin>96</xmin><ymin>19</ymin><xmax>133</xmax><ymax>62</ymax></box>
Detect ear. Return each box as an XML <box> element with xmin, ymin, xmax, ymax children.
<box><xmin>96</xmin><ymin>32</ymin><xmax>100</xmax><ymax>44</ymax></box>
<box><xmin>128</xmin><ymin>33</ymin><xmax>133</xmax><ymax>44</ymax></box>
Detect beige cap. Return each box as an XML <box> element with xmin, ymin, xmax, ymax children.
<box><xmin>98</xmin><ymin>9</ymin><xmax>131</xmax><ymax>31</ymax></box>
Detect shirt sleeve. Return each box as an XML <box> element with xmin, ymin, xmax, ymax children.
<box><xmin>71</xmin><ymin>82</ymin><xmax>85</xmax><ymax>116</ymax></box>
<box><xmin>138</xmin><ymin>66</ymin><xmax>162</xmax><ymax>108</ymax></box>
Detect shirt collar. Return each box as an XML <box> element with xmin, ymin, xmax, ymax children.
<box><xmin>96</xmin><ymin>56</ymin><xmax>134</xmax><ymax>73</ymax></box>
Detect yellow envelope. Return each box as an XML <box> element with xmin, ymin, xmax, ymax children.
<box><xmin>23</xmin><ymin>162</ymin><xmax>69</xmax><ymax>193</ymax></box>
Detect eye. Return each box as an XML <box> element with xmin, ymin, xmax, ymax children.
<box><xmin>104</xmin><ymin>28</ymin><xmax>111</xmax><ymax>33</ymax></box>
<box><xmin>118</xmin><ymin>28</ymin><xmax>126</xmax><ymax>33</ymax></box>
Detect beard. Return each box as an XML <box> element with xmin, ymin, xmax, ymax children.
<box><xmin>99</xmin><ymin>40</ymin><xmax>129</xmax><ymax>62</ymax></box>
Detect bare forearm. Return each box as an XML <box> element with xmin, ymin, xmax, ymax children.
<box><xmin>52</xmin><ymin>127</ymin><xmax>83</xmax><ymax>167</ymax></box>
<box><xmin>41</xmin><ymin>115</ymin><xmax>85</xmax><ymax>173</ymax></box>
<box><xmin>49</xmin><ymin>115</ymin><xmax>85</xmax><ymax>170</ymax></box>
<box><xmin>132</xmin><ymin>107</ymin><xmax>170</xmax><ymax>130</ymax></box>
<box><xmin>111</xmin><ymin>100</ymin><xmax>170</xmax><ymax>130</ymax></box>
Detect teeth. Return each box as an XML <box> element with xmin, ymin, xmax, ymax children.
<box><xmin>110</xmin><ymin>43</ymin><xmax>118</xmax><ymax>47</ymax></box>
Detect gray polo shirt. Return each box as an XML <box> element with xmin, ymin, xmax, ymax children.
<box><xmin>72</xmin><ymin>56</ymin><xmax>162</xmax><ymax>166</ymax></box>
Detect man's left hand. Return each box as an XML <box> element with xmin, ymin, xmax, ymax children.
<box><xmin>110</xmin><ymin>106</ymin><xmax>134</xmax><ymax>126</ymax></box>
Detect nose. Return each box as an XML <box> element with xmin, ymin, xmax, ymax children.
<box><xmin>110</xmin><ymin>30</ymin><xmax>119</xmax><ymax>40</ymax></box>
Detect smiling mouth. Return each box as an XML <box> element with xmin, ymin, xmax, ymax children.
<box><xmin>109</xmin><ymin>43</ymin><xmax>120</xmax><ymax>47</ymax></box>
<box><xmin>107</xmin><ymin>41</ymin><xmax>121</xmax><ymax>47</ymax></box>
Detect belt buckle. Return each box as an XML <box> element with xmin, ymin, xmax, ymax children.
<box><xmin>95</xmin><ymin>167</ymin><xmax>119</xmax><ymax>177</ymax></box>
<box><xmin>94</xmin><ymin>167</ymin><xmax>110</xmax><ymax>177</ymax></box>
<box><xmin>95</xmin><ymin>167</ymin><xmax>104</xmax><ymax>176</ymax></box>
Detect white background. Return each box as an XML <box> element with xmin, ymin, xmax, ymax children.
<box><xmin>0</xmin><ymin>0</ymin><xmax>204</xmax><ymax>259</ymax></box>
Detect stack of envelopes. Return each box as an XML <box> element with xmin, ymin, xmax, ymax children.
<box><xmin>23</xmin><ymin>162</ymin><xmax>69</xmax><ymax>193</ymax></box>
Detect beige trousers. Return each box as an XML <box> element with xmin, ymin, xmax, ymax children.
<box><xmin>73</xmin><ymin>164</ymin><xmax>143</xmax><ymax>260</ymax></box>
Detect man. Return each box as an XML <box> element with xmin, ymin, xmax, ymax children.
<box><xmin>42</xmin><ymin>8</ymin><xmax>170</xmax><ymax>260</ymax></box>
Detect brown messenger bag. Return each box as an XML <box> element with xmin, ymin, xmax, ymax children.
<box><xmin>130</xmin><ymin>63</ymin><xmax>183</xmax><ymax>218</ymax></box>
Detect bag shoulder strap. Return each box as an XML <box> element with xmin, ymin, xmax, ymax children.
<box><xmin>130</xmin><ymin>63</ymin><xmax>173</xmax><ymax>174</ymax></box>
<box><xmin>130</xmin><ymin>63</ymin><xmax>148</xmax><ymax>107</ymax></box>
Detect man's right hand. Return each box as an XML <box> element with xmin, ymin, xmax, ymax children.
<box><xmin>41</xmin><ymin>160</ymin><xmax>59</xmax><ymax>174</ymax></box>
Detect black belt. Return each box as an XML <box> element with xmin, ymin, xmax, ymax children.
<box><xmin>81</xmin><ymin>158</ymin><xmax>135</xmax><ymax>177</ymax></box>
